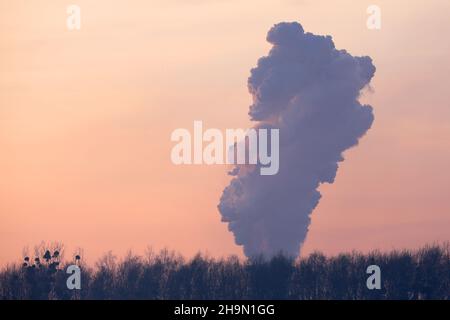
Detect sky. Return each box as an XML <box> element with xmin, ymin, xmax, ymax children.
<box><xmin>1</xmin><ymin>0</ymin><xmax>449</xmax><ymax>265</ymax></box>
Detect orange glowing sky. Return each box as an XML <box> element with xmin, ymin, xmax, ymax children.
<box><xmin>1</xmin><ymin>0</ymin><xmax>449</xmax><ymax>265</ymax></box>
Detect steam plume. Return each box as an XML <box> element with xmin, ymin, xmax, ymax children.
<box><xmin>218</xmin><ymin>22</ymin><xmax>375</xmax><ymax>258</ymax></box>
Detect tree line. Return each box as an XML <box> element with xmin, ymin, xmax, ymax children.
<box><xmin>0</xmin><ymin>243</ymin><xmax>448</xmax><ymax>300</ymax></box>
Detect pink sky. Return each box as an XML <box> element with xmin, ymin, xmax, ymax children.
<box><xmin>1</xmin><ymin>0</ymin><xmax>449</xmax><ymax>265</ymax></box>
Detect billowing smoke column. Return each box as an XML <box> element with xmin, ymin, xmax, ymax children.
<box><xmin>218</xmin><ymin>22</ymin><xmax>376</xmax><ymax>258</ymax></box>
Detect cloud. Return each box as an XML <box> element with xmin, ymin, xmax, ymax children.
<box><xmin>218</xmin><ymin>22</ymin><xmax>375</xmax><ymax>258</ymax></box>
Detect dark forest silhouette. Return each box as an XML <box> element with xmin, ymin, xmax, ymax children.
<box><xmin>0</xmin><ymin>243</ymin><xmax>448</xmax><ymax>300</ymax></box>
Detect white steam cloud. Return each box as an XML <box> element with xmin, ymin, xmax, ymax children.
<box><xmin>218</xmin><ymin>22</ymin><xmax>376</xmax><ymax>258</ymax></box>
